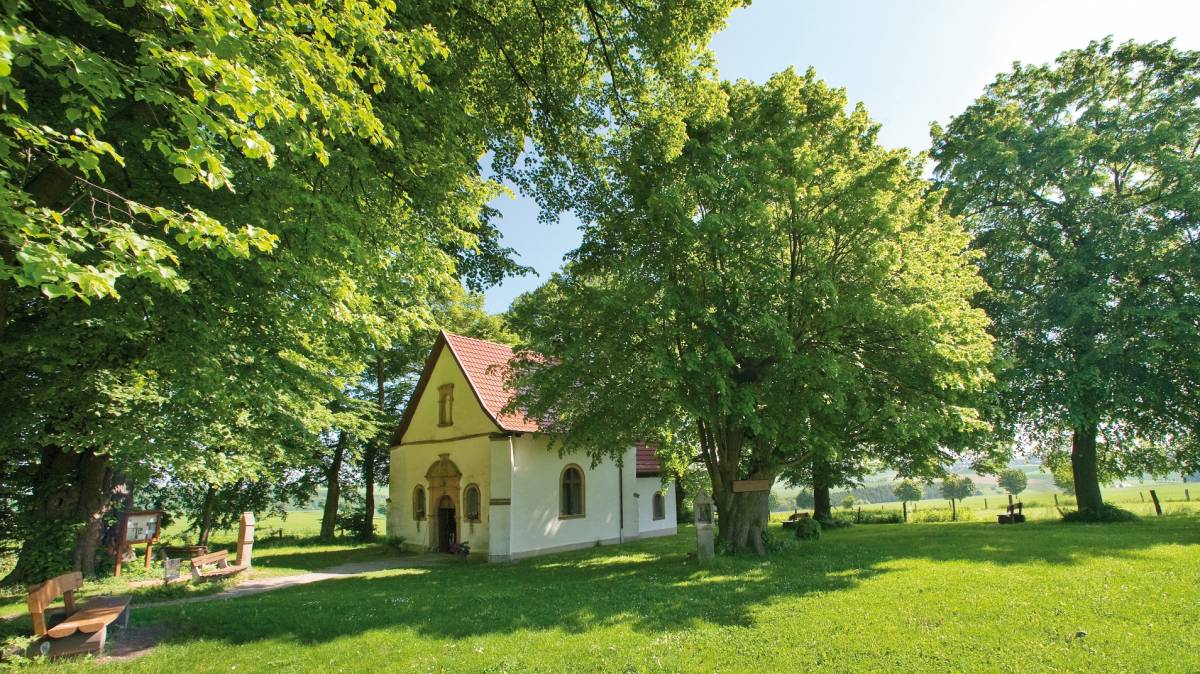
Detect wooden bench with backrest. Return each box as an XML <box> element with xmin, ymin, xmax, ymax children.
<box><xmin>997</xmin><ymin>501</ymin><xmax>1026</xmax><ymax>524</ymax></box>
<box><xmin>27</xmin><ymin>572</ymin><xmax>130</xmax><ymax>658</ymax></box>
<box><xmin>189</xmin><ymin>549</ymin><xmax>246</xmax><ymax>581</ymax></box>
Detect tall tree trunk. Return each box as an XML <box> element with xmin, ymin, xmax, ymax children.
<box><xmin>359</xmin><ymin>353</ymin><xmax>386</xmax><ymax>540</ymax></box>
<box><xmin>1072</xmin><ymin>424</ymin><xmax>1104</xmax><ymax>515</ymax></box>
<box><xmin>812</xmin><ymin>458</ymin><xmax>833</xmax><ymax>522</ymax></box>
<box><xmin>673</xmin><ymin>471</ymin><xmax>686</xmax><ymax>523</ymax></box>
<box><xmin>2</xmin><ymin>446</ymin><xmax>114</xmax><ymax>584</ymax></box>
<box><xmin>320</xmin><ymin>431</ymin><xmax>347</xmax><ymax>540</ymax></box>
<box><xmin>197</xmin><ymin>484</ymin><xmax>217</xmax><ymax>546</ymax></box>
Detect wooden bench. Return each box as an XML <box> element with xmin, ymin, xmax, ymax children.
<box><xmin>781</xmin><ymin>512</ymin><xmax>810</xmax><ymax>530</ymax></box>
<box><xmin>27</xmin><ymin>572</ymin><xmax>130</xmax><ymax>658</ymax></box>
<box><xmin>997</xmin><ymin>501</ymin><xmax>1026</xmax><ymax>524</ymax></box>
<box><xmin>190</xmin><ymin>549</ymin><xmax>246</xmax><ymax>581</ymax></box>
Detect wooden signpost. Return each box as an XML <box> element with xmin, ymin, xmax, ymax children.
<box><xmin>114</xmin><ymin>510</ymin><xmax>163</xmax><ymax>577</ymax></box>
<box><xmin>731</xmin><ymin>479</ymin><xmax>773</xmax><ymax>493</ymax></box>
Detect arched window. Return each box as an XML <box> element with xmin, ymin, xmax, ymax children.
<box><xmin>437</xmin><ymin>384</ymin><xmax>454</xmax><ymax>426</ymax></box>
<box><xmin>560</xmin><ymin>465</ymin><xmax>585</xmax><ymax>518</ymax></box>
<box><xmin>464</xmin><ymin>484</ymin><xmax>481</xmax><ymax>523</ymax></box>
<box><xmin>413</xmin><ymin>485</ymin><xmax>426</xmax><ymax>520</ymax></box>
<box><xmin>652</xmin><ymin>491</ymin><xmax>666</xmax><ymax>520</ymax></box>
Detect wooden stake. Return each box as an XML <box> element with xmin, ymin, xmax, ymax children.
<box><xmin>1149</xmin><ymin>489</ymin><xmax>1163</xmax><ymax>516</ymax></box>
<box><xmin>1186</xmin><ymin>489</ymin><xmax>1191</xmax><ymax>502</ymax></box>
<box><xmin>1054</xmin><ymin>493</ymin><xmax>1059</xmax><ymax>506</ymax></box>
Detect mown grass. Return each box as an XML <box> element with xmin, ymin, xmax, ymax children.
<box><xmin>32</xmin><ymin>514</ymin><xmax>1200</xmax><ymax>672</ymax></box>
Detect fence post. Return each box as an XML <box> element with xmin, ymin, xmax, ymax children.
<box><xmin>1054</xmin><ymin>493</ymin><xmax>1059</xmax><ymax>507</ymax></box>
<box><xmin>1149</xmin><ymin>490</ymin><xmax>1163</xmax><ymax>516</ymax></box>
<box><xmin>1140</xmin><ymin>491</ymin><xmax>1145</xmax><ymax>502</ymax></box>
<box><xmin>984</xmin><ymin>498</ymin><xmax>988</xmax><ymax>510</ymax></box>
<box><xmin>1186</xmin><ymin>488</ymin><xmax>1191</xmax><ymax>502</ymax></box>
<box><xmin>903</xmin><ymin>501</ymin><xmax>908</xmax><ymax>522</ymax></box>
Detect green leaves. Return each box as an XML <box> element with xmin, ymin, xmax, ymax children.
<box><xmin>933</xmin><ymin>38</ymin><xmax>1200</xmax><ymax>480</ymax></box>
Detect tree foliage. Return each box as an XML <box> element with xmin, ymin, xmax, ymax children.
<box><xmin>997</xmin><ymin>468</ymin><xmax>1028</xmax><ymax>496</ymax></box>
<box><xmin>508</xmin><ymin>68</ymin><xmax>995</xmax><ymax>553</ymax></box>
<box><xmin>0</xmin><ymin>0</ymin><xmax>739</xmax><ymax>581</ymax></box>
<box><xmin>893</xmin><ymin>479</ymin><xmax>923</xmax><ymax>505</ymax></box>
<box><xmin>932</xmin><ymin>38</ymin><xmax>1200</xmax><ymax>517</ymax></box>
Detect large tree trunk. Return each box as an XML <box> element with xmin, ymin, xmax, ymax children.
<box><xmin>2</xmin><ymin>446</ymin><xmax>115</xmax><ymax>585</ymax></box>
<box><xmin>320</xmin><ymin>431</ymin><xmax>347</xmax><ymax>540</ymax></box>
<box><xmin>1071</xmin><ymin>424</ymin><xmax>1103</xmax><ymax>515</ymax></box>
<box><xmin>197</xmin><ymin>484</ymin><xmax>217</xmax><ymax>546</ymax></box>
<box><xmin>812</xmin><ymin>458</ymin><xmax>833</xmax><ymax>522</ymax></box>
<box><xmin>717</xmin><ymin>488</ymin><xmax>770</xmax><ymax>555</ymax></box>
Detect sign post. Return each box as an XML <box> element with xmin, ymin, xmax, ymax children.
<box><xmin>115</xmin><ymin>510</ymin><xmax>163</xmax><ymax>577</ymax></box>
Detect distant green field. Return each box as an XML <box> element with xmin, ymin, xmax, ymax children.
<box><xmin>35</xmin><ymin>515</ymin><xmax>1200</xmax><ymax>672</ymax></box>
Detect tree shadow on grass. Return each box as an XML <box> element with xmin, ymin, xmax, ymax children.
<box><xmin>135</xmin><ymin>516</ymin><xmax>1199</xmax><ymax>650</ymax></box>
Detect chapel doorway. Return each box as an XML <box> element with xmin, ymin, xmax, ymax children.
<box><xmin>437</xmin><ymin>495</ymin><xmax>456</xmax><ymax>552</ymax></box>
<box><xmin>425</xmin><ymin>453</ymin><xmax>462</xmax><ymax>553</ymax></box>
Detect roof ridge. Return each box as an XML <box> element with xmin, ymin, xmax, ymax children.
<box><xmin>442</xmin><ymin>330</ymin><xmax>515</xmax><ymax>350</ymax></box>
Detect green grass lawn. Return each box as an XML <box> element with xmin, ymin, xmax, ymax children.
<box><xmin>33</xmin><ymin>514</ymin><xmax>1200</xmax><ymax>672</ymax></box>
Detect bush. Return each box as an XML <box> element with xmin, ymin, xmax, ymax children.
<box><xmin>385</xmin><ymin>535</ymin><xmax>406</xmax><ymax>550</ymax></box>
<box><xmin>1061</xmin><ymin>504</ymin><xmax>1138</xmax><ymax>523</ymax></box>
<box><xmin>792</xmin><ymin>517</ymin><xmax>822</xmax><ymax>540</ymax></box>
<box><xmin>765</xmin><ymin>529</ymin><xmax>800</xmax><ymax>552</ymax></box>
<box><xmin>817</xmin><ymin>515</ymin><xmax>854</xmax><ymax>529</ymax></box>
<box><xmin>855</xmin><ymin>510</ymin><xmax>903</xmax><ymax>525</ymax></box>
<box><xmin>910</xmin><ymin>507</ymin><xmax>975</xmax><ymax>523</ymax></box>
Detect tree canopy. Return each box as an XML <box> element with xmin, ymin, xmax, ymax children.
<box><xmin>508</xmin><ymin>68</ymin><xmax>996</xmax><ymax>552</ymax></box>
<box><xmin>0</xmin><ymin>0</ymin><xmax>740</xmax><ymax>581</ymax></box>
<box><xmin>932</xmin><ymin>38</ymin><xmax>1200</xmax><ymax>518</ymax></box>
<box><xmin>997</xmin><ymin>468</ymin><xmax>1028</xmax><ymax>496</ymax></box>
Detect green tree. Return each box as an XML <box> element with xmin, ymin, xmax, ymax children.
<box><xmin>997</xmin><ymin>468</ymin><xmax>1028</xmax><ymax>496</ymax></box>
<box><xmin>932</xmin><ymin>38</ymin><xmax>1200</xmax><ymax>519</ymax></box>
<box><xmin>1051</xmin><ymin>464</ymin><xmax>1076</xmax><ymax>496</ymax></box>
<box><xmin>894</xmin><ymin>479</ymin><xmax>923</xmax><ymax>507</ymax></box>
<box><xmin>508</xmin><ymin>68</ymin><xmax>995</xmax><ymax>553</ymax></box>
<box><xmin>0</xmin><ymin>0</ymin><xmax>738</xmax><ymax>582</ymax></box>
<box><xmin>840</xmin><ymin>494</ymin><xmax>857</xmax><ymax>510</ymax></box>
<box><xmin>940</xmin><ymin>474</ymin><xmax>976</xmax><ymax>521</ymax></box>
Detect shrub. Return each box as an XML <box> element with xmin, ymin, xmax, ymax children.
<box><xmin>855</xmin><ymin>510</ymin><xmax>903</xmax><ymax>525</ymax></box>
<box><xmin>385</xmin><ymin>535</ymin><xmax>407</xmax><ymax>550</ymax></box>
<box><xmin>1061</xmin><ymin>504</ymin><xmax>1138</xmax><ymax>523</ymax></box>
<box><xmin>911</xmin><ymin>507</ymin><xmax>975</xmax><ymax>523</ymax></box>
<box><xmin>765</xmin><ymin>529</ymin><xmax>801</xmax><ymax>552</ymax></box>
<box><xmin>792</xmin><ymin>517</ymin><xmax>822</xmax><ymax>540</ymax></box>
<box><xmin>817</xmin><ymin>515</ymin><xmax>854</xmax><ymax>529</ymax></box>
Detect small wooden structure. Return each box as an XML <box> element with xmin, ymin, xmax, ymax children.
<box><xmin>114</xmin><ymin>510</ymin><xmax>163</xmax><ymax>577</ymax></box>
<box><xmin>997</xmin><ymin>501</ymin><xmax>1026</xmax><ymax>524</ymax></box>
<box><xmin>189</xmin><ymin>549</ymin><xmax>246</xmax><ymax>582</ymax></box>
<box><xmin>27</xmin><ymin>572</ymin><xmax>130</xmax><ymax>658</ymax></box>
<box><xmin>235</xmin><ymin>512</ymin><xmax>255</xmax><ymax>567</ymax></box>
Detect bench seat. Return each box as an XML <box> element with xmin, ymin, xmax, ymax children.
<box><xmin>190</xmin><ymin>549</ymin><xmax>247</xmax><ymax>582</ymax></box>
<box><xmin>45</xmin><ymin>595</ymin><xmax>130</xmax><ymax>638</ymax></box>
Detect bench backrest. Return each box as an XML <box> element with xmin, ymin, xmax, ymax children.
<box><xmin>28</xmin><ymin>572</ymin><xmax>83</xmax><ymax>635</ymax></box>
<box><xmin>191</xmin><ymin>549</ymin><xmax>228</xmax><ymax>567</ymax></box>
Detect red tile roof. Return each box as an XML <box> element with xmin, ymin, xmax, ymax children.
<box><xmin>635</xmin><ymin>441</ymin><xmax>662</xmax><ymax>476</ymax></box>
<box><xmin>442</xmin><ymin>332</ymin><xmax>540</xmax><ymax>433</ymax></box>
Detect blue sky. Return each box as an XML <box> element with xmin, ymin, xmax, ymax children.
<box><xmin>482</xmin><ymin>0</ymin><xmax>1200</xmax><ymax>313</ymax></box>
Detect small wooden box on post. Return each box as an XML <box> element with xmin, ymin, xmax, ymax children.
<box><xmin>693</xmin><ymin>490</ymin><xmax>715</xmax><ymax>565</ymax></box>
<box><xmin>236</xmin><ymin>512</ymin><xmax>255</xmax><ymax>568</ymax></box>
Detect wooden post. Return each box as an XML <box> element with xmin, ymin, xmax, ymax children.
<box><xmin>1140</xmin><ymin>491</ymin><xmax>1144</xmax><ymax>502</ymax></box>
<box><xmin>984</xmin><ymin>498</ymin><xmax>988</xmax><ymax>510</ymax></box>
<box><xmin>1054</xmin><ymin>493</ymin><xmax>1059</xmax><ymax>507</ymax></box>
<box><xmin>1149</xmin><ymin>490</ymin><xmax>1162</xmax><ymax>516</ymax></box>
<box><xmin>902</xmin><ymin>501</ymin><xmax>908</xmax><ymax>522</ymax></box>
<box><xmin>236</xmin><ymin>512</ymin><xmax>256</xmax><ymax>568</ymax></box>
<box><xmin>113</xmin><ymin>542</ymin><xmax>124</xmax><ymax>578</ymax></box>
<box><xmin>143</xmin><ymin>538</ymin><xmax>154</xmax><ymax>570</ymax></box>
<box><xmin>1185</xmin><ymin>488</ymin><xmax>1190</xmax><ymax>501</ymax></box>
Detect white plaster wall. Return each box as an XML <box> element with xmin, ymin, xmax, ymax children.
<box><xmin>509</xmin><ymin>435</ymin><xmax>622</xmax><ymax>556</ymax></box>
<box><xmin>635</xmin><ymin>476</ymin><xmax>677</xmax><ymax>535</ymax></box>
